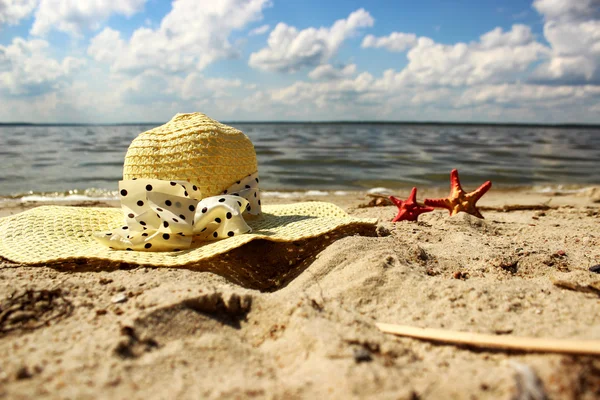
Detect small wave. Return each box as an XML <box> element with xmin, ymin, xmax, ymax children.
<box><xmin>304</xmin><ymin>190</ymin><xmax>328</xmax><ymax>196</ymax></box>
<box><xmin>13</xmin><ymin>189</ymin><xmax>343</xmax><ymax>202</ymax></box>
<box><xmin>6</xmin><ymin>188</ymin><xmax>120</xmax><ymax>202</ymax></box>
<box><xmin>367</xmin><ymin>187</ymin><xmax>393</xmax><ymax>195</ymax></box>
<box><xmin>20</xmin><ymin>194</ymin><xmax>118</xmax><ymax>202</ymax></box>
<box><xmin>261</xmin><ymin>191</ymin><xmax>307</xmax><ymax>199</ymax></box>
<box><xmin>533</xmin><ymin>186</ymin><xmax>590</xmax><ymax>194</ymax></box>
<box><xmin>262</xmin><ymin>190</ymin><xmax>345</xmax><ymax>199</ymax></box>
<box><xmin>77</xmin><ymin>161</ymin><xmax>124</xmax><ymax>167</ymax></box>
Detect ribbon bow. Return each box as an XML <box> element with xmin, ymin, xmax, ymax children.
<box><xmin>94</xmin><ymin>172</ymin><xmax>261</xmax><ymax>252</ymax></box>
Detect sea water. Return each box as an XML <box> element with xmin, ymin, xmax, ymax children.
<box><xmin>1</xmin><ymin>123</ymin><xmax>599</xmax><ymax>198</ymax></box>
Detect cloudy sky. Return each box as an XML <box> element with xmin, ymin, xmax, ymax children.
<box><xmin>0</xmin><ymin>0</ymin><xmax>599</xmax><ymax>123</ymax></box>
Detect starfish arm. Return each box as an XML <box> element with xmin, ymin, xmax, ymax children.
<box><xmin>471</xmin><ymin>208</ymin><xmax>484</xmax><ymax>219</ymax></box>
<box><xmin>412</xmin><ymin>207</ymin><xmax>435</xmax><ymax>218</ymax></box>
<box><xmin>391</xmin><ymin>210</ymin><xmax>406</xmax><ymax>222</ymax></box>
<box><xmin>470</xmin><ymin>180</ymin><xmax>492</xmax><ymax>202</ymax></box>
<box><xmin>388</xmin><ymin>195</ymin><xmax>404</xmax><ymax>207</ymax></box>
<box><xmin>407</xmin><ymin>187</ymin><xmax>418</xmax><ymax>203</ymax></box>
<box><xmin>420</xmin><ymin>205</ymin><xmax>435</xmax><ymax>213</ymax></box>
<box><xmin>449</xmin><ymin>169</ymin><xmax>464</xmax><ymax>193</ymax></box>
<box><xmin>424</xmin><ymin>197</ymin><xmax>452</xmax><ymax>210</ymax></box>
<box><xmin>390</xmin><ymin>195</ymin><xmax>405</xmax><ymax>222</ymax></box>
<box><xmin>449</xmin><ymin>206</ymin><xmax>462</xmax><ymax>217</ymax></box>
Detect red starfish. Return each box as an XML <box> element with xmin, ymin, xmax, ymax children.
<box><xmin>424</xmin><ymin>169</ymin><xmax>492</xmax><ymax>219</ymax></box>
<box><xmin>389</xmin><ymin>187</ymin><xmax>434</xmax><ymax>222</ymax></box>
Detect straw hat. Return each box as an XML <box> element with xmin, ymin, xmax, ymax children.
<box><xmin>0</xmin><ymin>113</ymin><xmax>377</xmax><ymax>288</ymax></box>
<box><xmin>122</xmin><ymin>112</ymin><xmax>257</xmax><ymax>198</ymax></box>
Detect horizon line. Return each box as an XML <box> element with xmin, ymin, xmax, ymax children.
<box><xmin>0</xmin><ymin>120</ymin><xmax>599</xmax><ymax>129</ymax></box>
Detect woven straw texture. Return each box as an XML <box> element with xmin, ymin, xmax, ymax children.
<box><xmin>123</xmin><ymin>113</ymin><xmax>257</xmax><ymax>198</ymax></box>
<box><xmin>0</xmin><ymin>203</ymin><xmax>377</xmax><ymax>267</ymax></box>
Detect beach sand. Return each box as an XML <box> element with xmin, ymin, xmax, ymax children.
<box><xmin>1</xmin><ymin>187</ymin><xmax>600</xmax><ymax>399</ymax></box>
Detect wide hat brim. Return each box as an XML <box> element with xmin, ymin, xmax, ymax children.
<box><xmin>0</xmin><ymin>202</ymin><xmax>377</xmax><ymax>289</ymax></box>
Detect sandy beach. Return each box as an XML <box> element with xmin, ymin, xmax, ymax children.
<box><xmin>1</xmin><ymin>186</ymin><xmax>600</xmax><ymax>399</ymax></box>
<box><xmin>1</xmin><ymin>0</ymin><xmax>599</xmax><ymax>396</ymax></box>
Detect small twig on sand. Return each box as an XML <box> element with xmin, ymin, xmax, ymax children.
<box><xmin>551</xmin><ymin>278</ymin><xmax>600</xmax><ymax>297</ymax></box>
<box><xmin>376</xmin><ymin>323</ymin><xmax>600</xmax><ymax>355</ymax></box>
<box><xmin>479</xmin><ymin>204</ymin><xmax>558</xmax><ymax>212</ymax></box>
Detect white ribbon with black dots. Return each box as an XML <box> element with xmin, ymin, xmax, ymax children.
<box><xmin>93</xmin><ymin>172</ymin><xmax>262</xmax><ymax>252</ymax></box>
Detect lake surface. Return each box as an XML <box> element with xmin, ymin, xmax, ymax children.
<box><xmin>1</xmin><ymin>123</ymin><xmax>599</xmax><ymax>197</ymax></box>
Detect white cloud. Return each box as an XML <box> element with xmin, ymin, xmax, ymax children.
<box><xmin>533</xmin><ymin>0</ymin><xmax>600</xmax><ymax>22</ymax></box>
<box><xmin>89</xmin><ymin>0</ymin><xmax>270</xmax><ymax>73</ymax></box>
<box><xmin>308</xmin><ymin>64</ymin><xmax>356</xmax><ymax>80</ymax></box>
<box><xmin>239</xmin><ymin>74</ymin><xmax>415</xmax><ymax>120</ymax></box>
<box><xmin>116</xmin><ymin>70</ymin><xmax>247</xmax><ymax>109</ymax></box>
<box><xmin>389</xmin><ymin>25</ymin><xmax>549</xmax><ymax>87</ymax></box>
<box><xmin>361</xmin><ymin>24</ymin><xmax>534</xmax><ymax>54</ymax></box>
<box><xmin>179</xmin><ymin>73</ymin><xmax>243</xmax><ymax>99</ymax></box>
<box><xmin>246</xmin><ymin>10</ymin><xmax>600</xmax><ymax>122</ymax></box>
<box><xmin>361</xmin><ymin>32</ymin><xmax>417</xmax><ymax>52</ymax></box>
<box><xmin>532</xmin><ymin>21</ymin><xmax>600</xmax><ymax>83</ymax></box>
<box><xmin>456</xmin><ymin>83</ymin><xmax>600</xmax><ymax>110</ymax></box>
<box><xmin>118</xmin><ymin>70</ymin><xmax>176</xmax><ymax>105</ymax></box>
<box><xmin>0</xmin><ymin>0</ymin><xmax>37</xmax><ymax>26</ymax></box>
<box><xmin>270</xmin><ymin>72</ymin><xmax>377</xmax><ymax>107</ymax></box>
<box><xmin>31</xmin><ymin>0</ymin><xmax>146</xmax><ymax>36</ymax></box>
<box><xmin>87</xmin><ymin>27</ymin><xmax>124</xmax><ymax>64</ymax></box>
<box><xmin>249</xmin><ymin>24</ymin><xmax>269</xmax><ymax>36</ymax></box>
<box><xmin>410</xmin><ymin>88</ymin><xmax>452</xmax><ymax>105</ymax></box>
<box><xmin>2</xmin><ymin>0</ymin><xmax>599</xmax><ymax>124</ymax></box>
<box><xmin>248</xmin><ymin>8</ymin><xmax>374</xmax><ymax>73</ymax></box>
<box><xmin>256</xmin><ymin>74</ymin><xmax>600</xmax><ymax>122</ymax></box>
<box><xmin>81</xmin><ymin>68</ymin><xmax>263</xmax><ymax>122</ymax></box>
<box><xmin>0</xmin><ymin>37</ymin><xmax>85</xmax><ymax>96</ymax></box>
<box><xmin>479</xmin><ymin>24</ymin><xmax>534</xmax><ymax>48</ymax></box>
<box><xmin>531</xmin><ymin>0</ymin><xmax>600</xmax><ymax>84</ymax></box>
<box><xmin>204</xmin><ymin>77</ymin><xmax>243</xmax><ymax>91</ymax></box>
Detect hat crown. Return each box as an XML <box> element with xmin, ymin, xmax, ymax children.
<box><xmin>123</xmin><ymin>113</ymin><xmax>258</xmax><ymax>198</ymax></box>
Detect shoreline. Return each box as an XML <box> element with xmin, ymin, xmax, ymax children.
<box><xmin>1</xmin><ymin>182</ymin><xmax>598</xmax><ymax>200</ymax></box>
<box><xmin>1</xmin><ymin>189</ymin><xmax>600</xmax><ymax>398</ymax></box>
<box><xmin>1</xmin><ymin>184</ymin><xmax>599</xmax><ymax>218</ymax></box>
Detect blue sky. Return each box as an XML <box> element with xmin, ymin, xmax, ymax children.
<box><xmin>0</xmin><ymin>0</ymin><xmax>598</xmax><ymax>123</ymax></box>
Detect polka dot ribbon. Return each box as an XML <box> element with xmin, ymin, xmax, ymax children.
<box><xmin>93</xmin><ymin>172</ymin><xmax>261</xmax><ymax>252</ymax></box>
